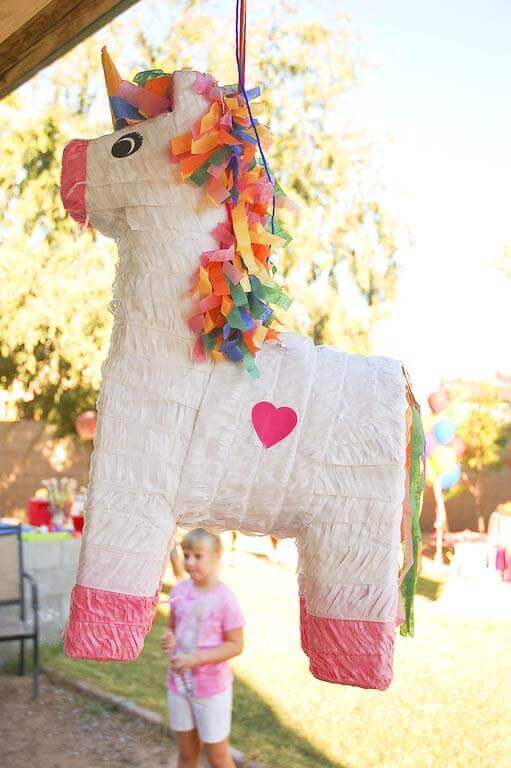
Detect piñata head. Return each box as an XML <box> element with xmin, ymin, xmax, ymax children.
<box><xmin>62</xmin><ymin>50</ymin><xmax>293</xmax><ymax>376</ymax></box>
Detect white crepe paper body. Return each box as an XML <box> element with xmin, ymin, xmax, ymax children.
<box><xmin>61</xmin><ymin>70</ymin><xmax>409</xmax><ymax>690</ymax></box>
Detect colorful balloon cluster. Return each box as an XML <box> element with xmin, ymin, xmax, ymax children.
<box><xmin>424</xmin><ymin>390</ymin><xmax>465</xmax><ymax>491</ymax></box>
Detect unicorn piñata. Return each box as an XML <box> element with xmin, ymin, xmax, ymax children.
<box><xmin>60</xmin><ymin>45</ymin><xmax>424</xmax><ymax>690</ymax></box>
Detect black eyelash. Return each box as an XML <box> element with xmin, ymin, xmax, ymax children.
<box><xmin>111</xmin><ymin>132</ymin><xmax>143</xmax><ymax>159</ymax></box>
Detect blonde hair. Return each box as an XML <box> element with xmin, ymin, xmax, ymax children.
<box><xmin>181</xmin><ymin>528</ymin><xmax>223</xmax><ymax>555</ymax></box>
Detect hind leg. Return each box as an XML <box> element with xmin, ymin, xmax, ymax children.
<box><xmin>296</xmin><ymin>495</ymin><xmax>402</xmax><ymax>690</ymax></box>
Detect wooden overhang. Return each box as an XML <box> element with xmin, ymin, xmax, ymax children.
<box><xmin>0</xmin><ymin>0</ymin><xmax>140</xmax><ymax>99</ymax></box>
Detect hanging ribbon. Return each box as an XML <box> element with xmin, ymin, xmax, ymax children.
<box><xmin>235</xmin><ymin>0</ymin><xmax>275</xmax><ymax>235</ymax></box>
<box><xmin>236</xmin><ymin>0</ymin><xmax>247</xmax><ymax>92</ymax></box>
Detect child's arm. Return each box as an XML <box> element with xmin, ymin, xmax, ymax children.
<box><xmin>170</xmin><ymin>626</ymin><xmax>243</xmax><ymax>670</ymax></box>
<box><xmin>161</xmin><ymin>610</ymin><xmax>176</xmax><ymax>654</ymax></box>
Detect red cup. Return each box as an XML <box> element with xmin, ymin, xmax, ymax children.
<box><xmin>27</xmin><ymin>498</ymin><xmax>51</xmax><ymax>527</ymax></box>
<box><xmin>72</xmin><ymin>515</ymin><xmax>84</xmax><ymax>533</ymax></box>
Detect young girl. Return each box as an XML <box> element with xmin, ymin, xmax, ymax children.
<box><xmin>161</xmin><ymin>528</ymin><xmax>245</xmax><ymax>768</ymax></box>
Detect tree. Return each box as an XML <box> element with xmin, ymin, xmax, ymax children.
<box><xmin>0</xmin><ymin>37</ymin><xmax>116</xmax><ymax>436</ymax></box>
<box><xmin>0</xmin><ymin>0</ymin><xmax>401</xmax><ymax>434</ymax></box>
<box><xmin>455</xmin><ymin>386</ymin><xmax>511</xmax><ymax>532</ymax></box>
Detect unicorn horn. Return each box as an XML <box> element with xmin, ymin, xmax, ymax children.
<box><xmin>101</xmin><ymin>46</ymin><xmax>123</xmax><ymax>129</ymax></box>
<box><xmin>101</xmin><ymin>46</ymin><xmax>146</xmax><ymax>130</ymax></box>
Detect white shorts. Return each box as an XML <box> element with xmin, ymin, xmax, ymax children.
<box><xmin>167</xmin><ymin>685</ymin><xmax>233</xmax><ymax>744</ymax></box>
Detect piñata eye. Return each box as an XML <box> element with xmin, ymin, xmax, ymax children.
<box><xmin>111</xmin><ymin>132</ymin><xmax>143</xmax><ymax>158</ymax></box>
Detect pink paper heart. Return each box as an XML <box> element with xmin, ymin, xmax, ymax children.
<box><xmin>251</xmin><ymin>401</ymin><xmax>298</xmax><ymax>449</ymax></box>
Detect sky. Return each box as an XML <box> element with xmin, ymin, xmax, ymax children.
<box><xmin>334</xmin><ymin>0</ymin><xmax>511</xmax><ymax>396</ymax></box>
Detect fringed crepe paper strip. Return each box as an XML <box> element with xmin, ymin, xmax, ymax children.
<box><xmin>60</xmin><ymin>46</ymin><xmax>424</xmax><ymax>691</ymax></box>
<box><xmin>170</xmin><ymin>73</ymin><xmax>293</xmax><ymax>377</ymax></box>
<box><xmin>400</xmin><ymin>404</ymin><xmax>426</xmax><ymax>637</ymax></box>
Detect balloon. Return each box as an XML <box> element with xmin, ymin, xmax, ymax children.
<box><xmin>451</xmin><ymin>436</ymin><xmax>465</xmax><ymax>458</ymax></box>
<box><xmin>75</xmin><ymin>410</ymin><xmax>97</xmax><ymax>440</ymax></box>
<box><xmin>421</xmin><ymin>413</ymin><xmax>435</xmax><ymax>433</ymax></box>
<box><xmin>428</xmin><ymin>389</ymin><xmax>449</xmax><ymax>414</ymax></box>
<box><xmin>430</xmin><ymin>444</ymin><xmax>457</xmax><ymax>476</ymax></box>
<box><xmin>440</xmin><ymin>464</ymin><xmax>461</xmax><ymax>491</ymax></box>
<box><xmin>434</xmin><ymin>418</ymin><xmax>457</xmax><ymax>445</ymax></box>
<box><xmin>426</xmin><ymin>460</ymin><xmax>438</xmax><ymax>485</ymax></box>
<box><xmin>425</xmin><ymin>431</ymin><xmax>437</xmax><ymax>457</ymax></box>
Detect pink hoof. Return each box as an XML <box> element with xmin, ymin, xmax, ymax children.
<box><xmin>300</xmin><ymin>597</ymin><xmax>396</xmax><ymax>690</ymax></box>
<box><xmin>63</xmin><ymin>585</ymin><xmax>158</xmax><ymax>661</ymax></box>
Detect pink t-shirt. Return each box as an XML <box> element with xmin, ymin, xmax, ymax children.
<box><xmin>167</xmin><ymin>579</ymin><xmax>245</xmax><ymax>698</ymax></box>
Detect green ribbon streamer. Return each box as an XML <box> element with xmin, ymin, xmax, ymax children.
<box><xmin>273</xmin><ymin>177</ymin><xmax>286</xmax><ymax>197</ymax></box>
<box><xmin>133</xmin><ymin>69</ymin><xmax>167</xmax><ymax>86</ymax></box>
<box><xmin>248</xmin><ymin>293</ymin><xmax>268</xmax><ymax>319</ymax></box>
<box><xmin>227</xmin><ymin>307</ymin><xmax>249</xmax><ymax>330</ymax></box>
<box><xmin>190</xmin><ymin>165</ymin><xmax>210</xmax><ymax>187</ymax></box>
<box><xmin>270</xmin><ymin>218</ymin><xmax>292</xmax><ymax>245</ymax></box>
<box><xmin>251</xmin><ymin>277</ymin><xmax>292</xmax><ymax>310</ymax></box>
<box><xmin>228</xmin><ymin>279</ymin><xmax>249</xmax><ymax>307</ymax></box>
<box><xmin>190</xmin><ymin>147</ymin><xmax>232</xmax><ymax>187</ymax></box>
<box><xmin>239</xmin><ymin>340</ymin><xmax>260</xmax><ymax>378</ymax></box>
<box><xmin>202</xmin><ymin>331</ymin><xmax>218</xmax><ymax>351</ymax></box>
<box><xmin>400</xmin><ymin>404</ymin><xmax>425</xmax><ymax>637</ymax></box>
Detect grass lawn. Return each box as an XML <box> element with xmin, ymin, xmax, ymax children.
<box><xmin>42</xmin><ymin>553</ymin><xmax>510</xmax><ymax>768</ymax></box>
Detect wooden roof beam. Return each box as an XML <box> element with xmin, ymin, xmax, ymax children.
<box><xmin>0</xmin><ymin>0</ymin><xmax>140</xmax><ymax>100</ymax></box>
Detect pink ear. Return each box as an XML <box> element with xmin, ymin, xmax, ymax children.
<box><xmin>61</xmin><ymin>139</ymin><xmax>89</xmax><ymax>225</ymax></box>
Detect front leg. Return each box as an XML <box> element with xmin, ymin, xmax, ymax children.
<box><xmin>64</xmin><ymin>484</ymin><xmax>176</xmax><ymax>661</ymax></box>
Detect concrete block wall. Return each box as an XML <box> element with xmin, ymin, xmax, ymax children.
<box><xmin>0</xmin><ymin>537</ymin><xmax>81</xmax><ymax>666</ymax></box>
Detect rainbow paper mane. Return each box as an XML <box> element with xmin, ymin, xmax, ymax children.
<box><xmin>102</xmin><ymin>48</ymin><xmax>293</xmax><ymax>377</ymax></box>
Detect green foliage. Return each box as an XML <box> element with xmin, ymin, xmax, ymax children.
<box><xmin>449</xmin><ymin>385</ymin><xmax>511</xmax><ymax>528</ymax></box>
<box><xmin>455</xmin><ymin>386</ymin><xmax>511</xmax><ymax>475</ymax></box>
<box><xmin>0</xmin><ymin>40</ymin><xmax>116</xmax><ymax>436</ymax></box>
<box><xmin>0</xmin><ymin>1</ymin><xmax>401</xmax><ymax>434</ymax></box>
